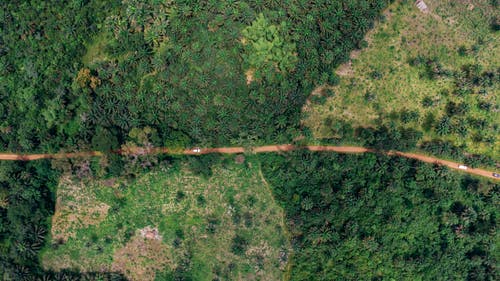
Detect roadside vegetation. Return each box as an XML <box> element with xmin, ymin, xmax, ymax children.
<box><xmin>41</xmin><ymin>155</ymin><xmax>289</xmax><ymax>281</ymax></box>
<box><xmin>1</xmin><ymin>0</ymin><xmax>498</xmax><ymax>280</ymax></box>
<box><xmin>304</xmin><ymin>0</ymin><xmax>499</xmax><ymax>164</ymax></box>
<box><xmin>261</xmin><ymin>151</ymin><xmax>499</xmax><ymax>280</ymax></box>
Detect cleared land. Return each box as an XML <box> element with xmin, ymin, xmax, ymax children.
<box><xmin>41</xmin><ymin>158</ymin><xmax>290</xmax><ymax>281</ymax></box>
<box><xmin>303</xmin><ymin>0</ymin><xmax>499</xmax><ymax>158</ymax></box>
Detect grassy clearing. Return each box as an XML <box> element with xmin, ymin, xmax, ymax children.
<box><xmin>304</xmin><ymin>0</ymin><xmax>499</xmax><ymax>158</ymax></box>
<box><xmin>41</xmin><ymin>156</ymin><xmax>290</xmax><ymax>281</ymax></box>
<box><xmin>82</xmin><ymin>32</ymin><xmax>112</xmax><ymax>66</ymax></box>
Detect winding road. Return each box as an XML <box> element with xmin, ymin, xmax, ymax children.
<box><xmin>0</xmin><ymin>145</ymin><xmax>497</xmax><ymax>180</ymax></box>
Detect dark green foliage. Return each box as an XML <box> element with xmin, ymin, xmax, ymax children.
<box><xmin>364</xmin><ymin>91</ymin><xmax>377</xmax><ymax>102</ymax></box>
<box><xmin>2</xmin><ymin>0</ymin><xmax>390</xmax><ymax>153</ymax></box>
<box><xmin>356</xmin><ymin>125</ymin><xmax>422</xmax><ymax>151</ymax></box>
<box><xmin>421</xmin><ymin>96</ymin><xmax>434</xmax><ymax>107</ymax></box>
<box><xmin>370</xmin><ymin>70</ymin><xmax>383</xmax><ymax>79</ymax></box>
<box><xmin>422</xmin><ymin>112</ymin><xmax>436</xmax><ymax>132</ymax></box>
<box><xmin>0</xmin><ymin>161</ymin><xmax>57</xmax><ymax>272</ymax></box>
<box><xmin>410</xmin><ymin>56</ymin><xmax>452</xmax><ymax>79</ymax></box>
<box><xmin>261</xmin><ymin>152</ymin><xmax>498</xmax><ymax>280</ymax></box>
<box><xmin>419</xmin><ymin>140</ymin><xmax>496</xmax><ymax>167</ymax></box>
<box><xmin>231</xmin><ymin>234</ymin><xmax>249</xmax><ymax>255</ymax></box>
<box><xmin>91</xmin><ymin>127</ymin><xmax>120</xmax><ymax>152</ymax></box>
<box><xmin>1</xmin><ymin>0</ymin><xmax>119</xmax><ymax>153</ymax></box>
<box><xmin>445</xmin><ymin>101</ymin><xmax>470</xmax><ymax>116</ymax></box>
<box><xmin>477</xmin><ymin>101</ymin><xmax>492</xmax><ymax>111</ymax></box>
<box><xmin>176</xmin><ymin>191</ymin><xmax>186</xmax><ymax>202</ymax></box>
<box><xmin>436</xmin><ymin>116</ymin><xmax>451</xmax><ymax>135</ymax></box>
<box><xmin>491</xmin><ymin>16</ymin><xmax>500</xmax><ymax>31</ymax></box>
<box><xmin>0</xmin><ymin>161</ymin><xmax>127</xmax><ymax>279</ymax></box>
<box><xmin>1</xmin><ymin>0</ymin><xmax>411</xmax><ymax>277</ymax></box>
<box><xmin>399</xmin><ymin>109</ymin><xmax>420</xmax><ymax>123</ymax></box>
<box><xmin>187</xmin><ymin>154</ymin><xmax>222</xmax><ymax>178</ymax></box>
<box><xmin>458</xmin><ymin>45</ymin><xmax>468</xmax><ymax>56</ymax></box>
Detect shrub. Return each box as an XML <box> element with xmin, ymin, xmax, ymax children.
<box><xmin>445</xmin><ymin>101</ymin><xmax>469</xmax><ymax>116</ymax></box>
<box><xmin>310</xmin><ymin>94</ymin><xmax>327</xmax><ymax>105</ymax></box>
<box><xmin>364</xmin><ymin>92</ymin><xmax>376</xmax><ymax>102</ymax></box>
<box><xmin>457</xmin><ymin>45</ymin><xmax>468</xmax><ymax>56</ymax></box>
<box><xmin>175</xmin><ymin>190</ymin><xmax>185</xmax><ymax>202</ymax></box>
<box><xmin>421</xmin><ymin>96</ymin><xmax>434</xmax><ymax>107</ymax></box>
<box><xmin>436</xmin><ymin>116</ymin><xmax>451</xmax><ymax>136</ymax></box>
<box><xmin>490</xmin><ymin>17</ymin><xmax>500</xmax><ymax>31</ymax></box>
<box><xmin>231</xmin><ymin>235</ymin><xmax>249</xmax><ymax>255</ymax></box>
<box><xmin>422</xmin><ymin>113</ymin><xmax>435</xmax><ymax>132</ymax></box>
<box><xmin>370</xmin><ymin>70</ymin><xmax>383</xmax><ymax>80</ymax></box>
<box><xmin>477</xmin><ymin>101</ymin><xmax>491</xmax><ymax>111</ymax></box>
<box><xmin>400</xmin><ymin>110</ymin><xmax>420</xmax><ymax>123</ymax></box>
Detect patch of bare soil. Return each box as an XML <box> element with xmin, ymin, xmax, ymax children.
<box><xmin>50</xmin><ymin>176</ymin><xmax>110</xmax><ymax>241</ymax></box>
<box><xmin>335</xmin><ymin>60</ymin><xmax>354</xmax><ymax>76</ymax></box>
<box><xmin>416</xmin><ymin>0</ymin><xmax>430</xmax><ymax>13</ymax></box>
<box><xmin>235</xmin><ymin>154</ymin><xmax>245</xmax><ymax>164</ymax></box>
<box><xmin>139</xmin><ymin>226</ymin><xmax>162</xmax><ymax>240</ymax></box>
<box><xmin>112</xmin><ymin>231</ymin><xmax>172</xmax><ymax>281</ymax></box>
<box><xmin>245</xmin><ymin>69</ymin><xmax>255</xmax><ymax>85</ymax></box>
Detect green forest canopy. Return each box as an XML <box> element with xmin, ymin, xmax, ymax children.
<box><xmin>1</xmin><ymin>0</ymin><xmax>389</xmax><ymax>153</ymax></box>
<box><xmin>261</xmin><ymin>151</ymin><xmax>498</xmax><ymax>280</ymax></box>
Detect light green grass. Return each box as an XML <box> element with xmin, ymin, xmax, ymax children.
<box><xmin>305</xmin><ymin>0</ymin><xmax>499</xmax><ymax>158</ymax></box>
<box><xmin>41</xmin><ymin>157</ymin><xmax>290</xmax><ymax>281</ymax></box>
<box><xmin>82</xmin><ymin>32</ymin><xmax>112</xmax><ymax>66</ymax></box>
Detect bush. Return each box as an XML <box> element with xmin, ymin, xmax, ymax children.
<box><xmin>399</xmin><ymin>110</ymin><xmax>420</xmax><ymax>123</ymax></box>
<box><xmin>421</xmin><ymin>96</ymin><xmax>434</xmax><ymax>107</ymax></box>
<box><xmin>422</xmin><ymin>113</ymin><xmax>435</xmax><ymax>132</ymax></box>
<box><xmin>231</xmin><ymin>235</ymin><xmax>249</xmax><ymax>255</ymax></box>
<box><xmin>364</xmin><ymin>92</ymin><xmax>376</xmax><ymax>102</ymax></box>
<box><xmin>436</xmin><ymin>116</ymin><xmax>451</xmax><ymax>136</ymax></box>
<box><xmin>457</xmin><ymin>45</ymin><xmax>468</xmax><ymax>56</ymax></box>
<box><xmin>445</xmin><ymin>101</ymin><xmax>469</xmax><ymax>116</ymax></box>
<box><xmin>370</xmin><ymin>70</ymin><xmax>383</xmax><ymax>80</ymax></box>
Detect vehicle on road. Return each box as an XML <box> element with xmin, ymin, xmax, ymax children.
<box><xmin>493</xmin><ymin>173</ymin><xmax>500</xmax><ymax>178</ymax></box>
<box><xmin>192</xmin><ymin>148</ymin><xmax>201</xmax><ymax>153</ymax></box>
<box><xmin>458</xmin><ymin>165</ymin><xmax>468</xmax><ymax>170</ymax></box>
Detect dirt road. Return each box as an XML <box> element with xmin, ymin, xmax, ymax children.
<box><xmin>0</xmin><ymin>145</ymin><xmax>497</xmax><ymax>180</ymax></box>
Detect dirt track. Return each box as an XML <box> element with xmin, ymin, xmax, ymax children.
<box><xmin>0</xmin><ymin>145</ymin><xmax>497</xmax><ymax>180</ymax></box>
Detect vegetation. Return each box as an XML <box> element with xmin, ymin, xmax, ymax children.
<box><xmin>42</xmin><ymin>156</ymin><xmax>289</xmax><ymax>281</ymax></box>
<box><xmin>1</xmin><ymin>0</ymin><xmax>498</xmax><ymax>280</ymax></box>
<box><xmin>1</xmin><ymin>0</ymin><xmax>390</xmax><ymax>153</ymax></box>
<box><xmin>261</xmin><ymin>151</ymin><xmax>499</xmax><ymax>280</ymax></box>
<box><xmin>304</xmin><ymin>0</ymin><xmax>499</xmax><ymax>163</ymax></box>
<box><xmin>0</xmin><ymin>160</ymin><xmax>126</xmax><ymax>280</ymax></box>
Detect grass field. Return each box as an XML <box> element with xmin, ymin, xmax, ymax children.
<box><xmin>304</xmin><ymin>0</ymin><xmax>499</xmax><ymax>158</ymax></box>
<box><xmin>41</xmin><ymin>156</ymin><xmax>290</xmax><ymax>281</ymax></box>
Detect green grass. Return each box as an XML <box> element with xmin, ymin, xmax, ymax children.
<box><xmin>82</xmin><ymin>32</ymin><xmax>112</xmax><ymax>66</ymax></box>
<box><xmin>304</xmin><ymin>0</ymin><xmax>499</xmax><ymax>158</ymax></box>
<box><xmin>41</xmin><ymin>157</ymin><xmax>290</xmax><ymax>281</ymax></box>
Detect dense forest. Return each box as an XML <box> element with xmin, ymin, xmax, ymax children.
<box><xmin>261</xmin><ymin>151</ymin><xmax>498</xmax><ymax>280</ymax></box>
<box><xmin>1</xmin><ymin>0</ymin><xmax>390</xmax><ymax>153</ymax></box>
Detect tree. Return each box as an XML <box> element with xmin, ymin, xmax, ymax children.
<box><xmin>241</xmin><ymin>13</ymin><xmax>297</xmax><ymax>76</ymax></box>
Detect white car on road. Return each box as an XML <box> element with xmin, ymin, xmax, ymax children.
<box><xmin>192</xmin><ymin>147</ymin><xmax>201</xmax><ymax>153</ymax></box>
<box><xmin>458</xmin><ymin>165</ymin><xmax>468</xmax><ymax>170</ymax></box>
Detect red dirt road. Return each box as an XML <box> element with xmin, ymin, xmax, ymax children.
<box><xmin>0</xmin><ymin>145</ymin><xmax>497</xmax><ymax>180</ymax></box>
